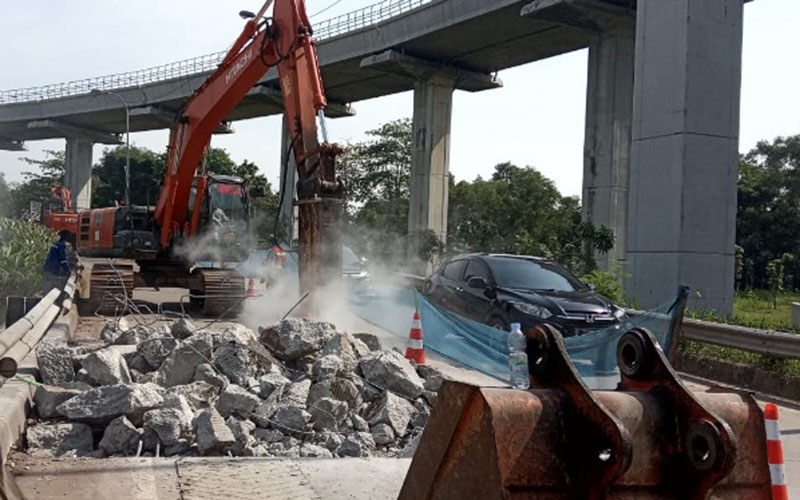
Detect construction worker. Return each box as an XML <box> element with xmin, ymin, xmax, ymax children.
<box><xmin>267</xmin><ymin>235</ymin><xmax>288</xmax><ymax>268</ymax></box>
<box><xmin>42</xmin><ymin>230</ymin><xmax>71</xmax><ymax>293</ymax></box>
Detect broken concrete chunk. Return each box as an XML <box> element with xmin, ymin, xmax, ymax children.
<box><xmin>307</xmin><ymin>397</ymin><xmax>348</xmax><ymax>432</ymax></box>
<box><xmin>36</xmin><ymin>340</ymin><xmax>75</xmax><ymax>386</ymax></box>
<box><xmin>153</xmin><ymin>332</ymin><xmax>213</xmax><ymax>387</ymax></box>
<box><xmin>353</xmin><ymin>333</ymin><xmax>381</xmax><ymax>352</ymax></box>
<box><xmin>82</xmin><ymin>347</ymin><xmax>132</xmax><ymax>386</ymax></box>
<box><xmin>56</xmin><ymin>383</ymin><xmax>164</xmax><ymax>425</ymax></box>
<box><xmin>270</xmin><ymin>406</ymin><xmax>311</xmax><ymax>436</ymax></box>
<box><xmin>143</xmin><ymin>408</ymin><xmax>187</xmax><ymax>446</ymax></box>
<box><xmin>124</xmin><ymin>352</ymin><xmax>153</xmax><ymax>374</ymax></box>
<box><xmin>193</xmin><ymin>363</ymin><xmax>228</xmax><ymax>390</ymax></box>
<box><xmin>300</xmin><ymin>443</ymin><xmax>333</xmax><ymax>458</ymax></box>
<box><xmin>282</xmin><ymin>379</ymin><xmax>311</xmax><ymax>408</ymax></box>
<box><xmin>422</xmin><ymin>390</ymin><xmax>438</xmax><ymax>406</ymax></box>
<box><xmin>350</xmin><ymin>414</ymin><xmax>369</xmax><ymax>432</ymax></box>
<box><xmin>307</xmin><ymin>378</ymin><xmax>361</xmax><ymax>411</ymax></box>
<box><xmin>162</xmin><ymin>394</ymin><xmax>195</xmax><ymax>421</ymax></box>
<box><xmin>171</xmin><ymin>318</ymin><xmax>196</xmax><ymax>340</ymax></box>
<box><xmin>98</xmin><ymin>416</ymin><xmax>141</xmax><ymax>456</ymax></box>
<box><xmin>34</xmin><ymin>385</ymin><xmax>83</xmax><ymax>419</ymax></box>
<box><xmin>366</xmin><ymin>391</ymin><xmax>416</xmax><ymax>437</ymax></box>
<box><xmin>100</xmin><ymin>321</ymin><xmax>122</xmax><ymax>343</ymax></box>
<box><xmin>359</xmin><ymin>349</ymin><xmax>424</xmax><ymax>399</ymax></box>
<box><xmin>26</xmin><ymin>423</ymin><xmax>94</xmax><ymax>457</ymax></box>
<box><xmin>312</xmin><ymin>355</ymin><xmax>343</xmax><ymax>381</ymax></box>
<box><xmin>411</xmin><ymin>406</ymin><xmax>430</xmax><ymax>430</ymax></box>
<box><xmin>371</xmin><ymin>423</ymin><xmax>396</xmax><ymax>446</ymax></box>
<box><xmin>215</xmin><ymin>384</ymin><xmax>260</xmax><ymax>418</ymax></box>
<box><xmin>114</xmin><ymin>325</ymin><xmax>162</xmax><ymax>346</ymax></box>
<box><xmin>417</xmin><ymin>365</ymin><xmax>445</xmax><ymax>392</ymax></box>
<box><xmin>193</xmin><ymin>408</ymin><xmax>236</xmax><ymax>455</ymax></box>
<box><xmin>225</xmin><ymin>417</ymin><xmax>257</xmax><ymax>455</ymax></box>
<box><xmin>322</xmin><ymin>332</ymin><xmax>369</xmax><ymax>371</ymax></box>
<box><xmin>137</xmin><ymin>336</ymin><xmax>178</xmax><ymax>370</ymax></box>
<box><xmin>257</xmin><ymin>372</ymin><xmax>291</xmax><ymax>399</ymax></box>
<box><xmin>214</xmin><ymin>342</ymin><xmax>256</xmax><ymax>386</ymax></box>
<box><xmin>335</xmin><ymin>432</ymin><xmax>375</xmax><ymax>457</ymax></box>
<box><xmin>253</xmin><ymin>428</ymin><xmax>284</xmax><ymax>443</ymax></box>
<box><xmin>259</xmin><ymin>318</ymin><xmax>337</xmax><ymax>360</ymax></box>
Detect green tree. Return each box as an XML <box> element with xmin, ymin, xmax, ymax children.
<box><xmin>0</xmin><ymin>173</ymin><xmax>10</xmax><ymax>218</ymax></box>
<box><xmin>92</xmin><ymin>146</ymin><xmax>164</xmax><ymax>207</ymax></box>
<box><xmin>8</xmin><ymin>150</ymin><xmax>65</xmax><ymax>218</ymax></box>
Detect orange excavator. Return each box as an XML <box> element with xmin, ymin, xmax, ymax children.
<box><xmin>31</xmin><ymin>185</ymin><xmax>79</xmax><ymax>243</ymax></box>
<box><xmin>75</xmin><ymin>0</ymin><xmax>342</xmax><ymax>314</ymax></box>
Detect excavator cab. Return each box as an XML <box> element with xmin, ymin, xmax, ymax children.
<box><xmin>185</xmin><ymin>175</ymin><xmax>252</xmax><ymax>263</ymax></box>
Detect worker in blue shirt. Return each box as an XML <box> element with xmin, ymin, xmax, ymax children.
<box><xmin>42</xmin><ymin>230</ymin><xmax>71</xmax><ymax>293</ymax></box>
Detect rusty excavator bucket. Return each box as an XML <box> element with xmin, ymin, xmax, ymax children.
<box><xmin>399</xmin><ymin>325</ymin><xmax>772</xmax><ymax>499</ymax></box>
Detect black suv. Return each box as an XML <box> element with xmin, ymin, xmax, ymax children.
<box><xmin>423</xmin><ymin>253</ymin><xmax>626</xmax><ymax>336</ymax></box>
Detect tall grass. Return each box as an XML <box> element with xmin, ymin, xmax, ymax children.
<box><xmin>0</xmin><ymin>218</ymin><xmax>56</xmax><ymax>311</ymax></box>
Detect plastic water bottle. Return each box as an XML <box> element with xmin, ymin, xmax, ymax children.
<box><xmin>508</xmin><ymin>322</ymin><xmax>530</xmax><ymax>389</ymax></box>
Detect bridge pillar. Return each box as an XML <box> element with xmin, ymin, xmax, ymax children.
<box><xmin>582</xmin><ymin>21</ymin><xmax>635</xmax><ymax>271</ymax></box>
<box><xmin>408</xmin><ymin>75</ymin><xmax>453</xmax><ymax>255</ymax></box>
<box><xmin>64</xmin><ymin>137</ymin><xmax>93</xmax><ymax>211</ymax></box>
<box><xmin>627</xmin><ymin>0</ymin><xmax>743</xmax><ymax>314</ymax></box>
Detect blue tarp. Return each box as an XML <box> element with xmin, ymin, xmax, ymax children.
<box><xmin>349</xmin><ymin>284</ymin><xmax>680</xmax><ymax>390</ymax></box>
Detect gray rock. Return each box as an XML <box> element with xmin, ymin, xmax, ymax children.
<box><xmin>371</xmin><ymin>423</ymin><xmax>396</xmax><ymax>445</ymax></box>
<box><xmin>350</xmin><ymin>414</ymin><xmax>369</xmax><ymax>432</ymax></box>
<box><xmin>307</xmin><ymin>378</ymin><xmax>361</xmax><ymax>411</ymax></box>
<box><xmin>293</xmin><ymin>356</ymin><xmax>316</xmax><ymax>378</ymax></box>
<box><xmin>400</xmin><ymin>432</ymin><xmax>423</xmax><ymax>458</ymax></box>
<box><xmin>214</xmin><ymin>342</ymin><xmax>256</xmax><ymax>386</ymax></box>
<box><xmin>171</xmin><ymin>318</ymin><xmax>196</xmax><ymax>340</ymax></box>
<box><xmin>137</xmin><ymin>336</ymin><xmax>178</xmax><ymax>370</ymax></box>
<box><xmin>283</xmin><ymin>379</ymin><xmax>311</xmax><ymax>408</ymax></box>
<box><xmin>100</xmin><ymin>321</ymin><xmax>122</xmax><ymax>343</ymax></box>
<box><xmin>124</xmin><ymin>352</ymin><xmax>153</xmax><ymax>374</ymax></box>
<box><xmin>257</xmin><ymin>373</ymin><xmax>291</xmax><ymax>399</ymax></box>
<box><xmin>322</xmin><ymin>333</ymin><xmax>370</xmax><ymax>372</ymax></box>
<box><xmin>259</xmin><ymin>318</ymin><xmax>336</xmax><ymax>360</ymax></box>
<box><xmin>411</xmin><ymin>407</ymin><xmax>430</xmax><ymax>429</ymax></box>
<box><xmin>250</xmin><ymin>389</ymin><xmax>284</xmax><ymax>428</ymax></box>
<box><xmin>308</xmin><ymin>397</ymin><xmax>348</xmax><ymax>432</ymax></box>
<box><xmin>353</xmin><ymin>333</ymin><xmax>381</xmax><ymax>352</ymax></box>
<box><xmin>300</xmin><ymin>443</ymin><xmax>333</xmax><ymax>458</ymax></box>
<box><xmin>82</xmin><ymin>347</ymin><xmax>132</xmax><ymax>385</ymax></box>
<box><xmin>312</xmin><ymin>355</ymin><xmax>343</xmax><ymax>381</ymax></box>
<box><xmin>193</xmin><ymin>408</ymin><xmax>236</xmax><ymax>455</ymax></box>
<box><xmin>98</xmin><ymin>416</ymin><xmax>141</xmax><ymax>456</ymax></box>
<box><xmin>34</xmin><ymin>385</ymin><xmax>83</xmax><ymax>419</ymax></box>
<box><xmin>194</xmin><ymin>363</ymin><xmax>228</xmax><ymax>390</ymax></box>
<box><xmin>335</xmin><ymin>432</ymin><xmax>375</xmax><ymax>457</ymax></box>
<box><xmin>422</xmin><ymin>390</ymin><xmax>438</xmax><ymax>406</ymax></box>
<box><xmin>225</xmin><ymin>417</ymin><xmax>257</xmax><ymax>456</ymax></box>
<box><xmin>254</xmin><ymin>428</ymin><xmax>284</xmax><ymax>443</ymax></box>
<box><xmin>144</xmin><ymin>408</ymin><xmax>188</xmax><ymax>446</ymax></box>
<box><xmin>215</xmin><ymin>384</ymin><xmax>260</xmax><ymax>418</ymax></box>
<box><xmin>36</xmin><ymin>341</ymin><xmax>74</xmax><ymax>386</ymax></box>
<box><xmin>164</xmin><ymin>440</ymin><xmax>195</xmax><ymax>457</ymax></box>
<box><xmin>115</xmin><ymin>325</ymin><xmax>161</xmax><ymax>345</ymax></box>
<box><xmin>26</xmin><ymin>423</ymin><xmax>94</xmax><ymax>457</ymax></box>
<box><xmin>366</xmin><ymin>391</ymin><xmax>416</xmax><ymax>437</ymax></box>
<box><xmin>417</xmin><ymin>365</ymin><xmax>445</xmax><ymax>392</ymax></box>
<box><xmin>56</xmin><ymin>383</ymin><xmax>164</xmax><ymax>425</ymax></box>
<box><xmin>166</xmin><ymin>382</ymin><xmax>218</xmax><ymax>411</ymax></box>
<box><xmin>359</xmin><ymin>349</ymin><xmax>424</xmax><ymax>399</ymax></box>
<box><xmin>271</xmin><ymin>406</ymin><xmax>311</xmax><ymax>436</ymax></box>
<box><xmin>153</xmin><ymin>332</ymin><xmax>213</xmax><ymax>387</ymax></box>
<box><xmin>324</xmin><ymin>433</ymin><xmax>344</xmax><ymax>452</ymax></box>
<box><xmin>162</xmin><ymin>394</ymin><xmax>195</xmax><ymax>421</ymax></box>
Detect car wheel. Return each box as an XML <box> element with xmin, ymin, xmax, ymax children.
<box><xmin>488</xmin><ymin>316</ymin><xmax>509</xmax><ymax>331</ymax></box>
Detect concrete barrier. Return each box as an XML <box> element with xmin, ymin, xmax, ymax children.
<box><xmin>792</xmin><ymin>302</ymin><xmax>800</xmax><ymax>330</ymax></box>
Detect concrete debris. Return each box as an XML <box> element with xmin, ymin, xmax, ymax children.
<box><xmin>308</xmin><ymin>397</ymin><xmax>348</xmax><ymax>432</ymax></box>
<box><xmin>193</xmin><ymin>363</ymin><xmax>228</xmax><ymax>390</ymax></box>
<box><xmin>359</xmin><ymin>349</ymin><xmax>425</xmax><ymax>399</ymax></box>
<box><xmin>166</xmin><ymin>382</ymin><xmax>218</xmax><ymax>411</ymax></box>
<box><xmin>353</xmin><ymin>333</ymin><xmax>381</xmax><ymax>352</ymax></box>
<box><xmin>307</xmin><ymin>378</ymin><xmax>362</xmax><ymax>411</ymax></box>
<box><xmin>98</xmin><ymin>416</ymin><xmax>141</xmax><ymax>456</ymax></box>
<box><xmin>36</xmin><ymin>340</ymin><xmax>75</xmax><ymax>386</ymax></box>
<box><xmin>193</xmin><ymin>408</ymin><xmax>236</xmax><ymax>455</ymax></box>
<box><xmin>171</xmin><ymin>318</ymin><xmax>196</xmax><ymax>340</ymax></box>
<box><xmin>322</xmin><ymin>333</ymin><xmax>369</xmax><ymax>372</ymax></box>
<box><xmin>82</xmin><ymin>347</ymin><xmax>132</xmax><ymax>386</ymax></box>
<box><xmin>215</xmin><ymin>384</ymin><xmax>260</xmax><ymax>418</ymax></box>
<box><xmin>366</xmin><ymin>391</ymin><xmax>416</xmax><ymax>436</ymax></box>
<box><xmin>300</xmin><ymin>443</ymin><xmax>334</xmax><ymax>458</ymax></box>
<box><xmin>422</xmin><ymin>390</ymin><xmax>438</xmax><ymax>406</ymax></box>
<box><xmin>257</xmin><ymin>372</ymin><xmax>291</xmax><ymax>399</ymax></box>
<box><xmin>323</xmin><ymin>433</ymin><xmax>344</xmax><ymax>451</ymax></box>
<box><xmin>100</xmin><ymin>321</ymin><xmax>122</xmax><ymax>343</ymax></box>
<box><xmin>335</xmin><ymin>432</ymin><xmax>376</xmax><ymax>458</ymax></box>
<box><xmin>115</xmin><ymin>325</ymin><xmax>166</xmax><ymax>346</ymax></box>
<box><xmin>56</xmin><ymin>383</ymin><xmax>164</xmax><ymax>425</ymax></box>
<box><xmin>124</xmin><ymin>352</ymin><xmax>153</xmax><ymax>374</ymax></box>
<box><xmin>225</xmin><ymin>417</ymin><xmax>257</xmax><ymax>456</ymax></box>
<box><xmin>26</xmin><ymin>423</ymin><xmax>94</xmax><ymax>457</ymax></box>
<box><xmin>350</xmin><ymin>414</ymin><xmax>369</xmax><ymax>432</ymax></box>
<box><xmin>152</xmin><ymin>332</ymin><xmax>213</xmax><ymax>387</ymax></box>
<box><xmin>143</xmin><ymin>408</ymin><xmax>188</xmax><ymax>446</ymax></box>
<box><xmin>137</xmin><ymin>336</ymin><xmax>178</xmax><ymax>370</ymax></box>
<box><xmin>411</xmin><ymin>406</ymin><xmax>430</xmax><ymax>429</ymax></box>
<box><xmin>259</xmin><ymin>318</ymin><xmax>336</xmax><ymax>360</ymax></box>
<box><xmin>214</xmin><ymin>342</ymin><xmax>256</xmax><ymax>386</ymax></box>
<box><xmin>312</xmin><ymin>354</ymin><xmax>344</xmax><ymax>381</ymax></box>
<box><xmin>254</xmin><ymin>428</ymin><xmax>284</xmax><ymax>443</ymax></box>
<box><xmin>370</xmin><ymin>423</ymin><xmax>396</xmax><ymax>446</ymax></box>
<box><xmin>34</xmin><ymin>385</ymin><xmax>83</xmax><ymax>419</ymax></box>
<box><xmin>283</xmin><ymin>379</ymin><xmax>311</xmax><ymax>408</ymax></box>
<box><xmin>418</xmin><ymin>365</ymin><xmax>445</xmax><ymax>392</ymax></box>
<box><xmin>271</xmin><ymin>406</ymin><xmax>311</xmax><ymax>436</ymax></box>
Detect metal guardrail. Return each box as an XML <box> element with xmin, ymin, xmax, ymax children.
<box><xmin>681</xmin><ymin>318</ymin><xmax>800</xmax><ymax>360</ymax></box>
<box><xmin>0</xmin><ymin>0</ymin><xmax>432</xmax><ymax>105</ymax></box>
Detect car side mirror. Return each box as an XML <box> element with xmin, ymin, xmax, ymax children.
<box><xmin>468</xmin><ymin>276</ymin><xmax>489</xmax><ymax>289</ymax></box>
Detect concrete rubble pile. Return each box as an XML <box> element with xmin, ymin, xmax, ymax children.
<box><xmin>27</xmin><ymin>318</ymin><xmax>443</xmax><ymax>459</ymax></box>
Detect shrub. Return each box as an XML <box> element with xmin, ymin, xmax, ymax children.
<box><xmin>0</xmin><ymin>218</ymin><xmax>56</xmax><ymax>302</ymax></box>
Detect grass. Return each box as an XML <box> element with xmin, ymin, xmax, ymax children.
<box><xmin>732</xmin><ymin>289</ymin><xmax>800</xmax><ymax>332</ymax></box>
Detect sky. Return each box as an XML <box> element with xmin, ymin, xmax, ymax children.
<box><xmin>0</xmin><ymin>0</ymin><xmax>798</xmax><ymax>198</ymax></box>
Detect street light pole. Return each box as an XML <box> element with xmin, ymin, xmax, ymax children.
<box><xmin>91</xmin><ymin>89</ymin><xmax>130</xmax><ymax>207</ymax></box>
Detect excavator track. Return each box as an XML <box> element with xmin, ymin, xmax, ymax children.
<box><xmin>191</xmin><ymin>268</ymin><xmax>245</xmax><ymax>317</ymax></box>
<box><xmin>84</xmin><ymin>263</ymin><xmax>134</xmax><ymax>315</ymax></box>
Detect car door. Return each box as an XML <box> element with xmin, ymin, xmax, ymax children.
<box><xmin>460</xmin><ymin>258</ymin><xmax>495</xmax><ymax>321</ymax></box>
<box><xmin>435</xmin><ymin>259</ymin><xmax>468</xmax><ymax>314</ymax></box>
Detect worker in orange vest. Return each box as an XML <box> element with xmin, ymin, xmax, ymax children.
<box><xmin>267</xmin><ymin>235</ymin><xmax>287</xmax><ymax>268</ymax></box>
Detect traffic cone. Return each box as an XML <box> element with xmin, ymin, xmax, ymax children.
<box><xmin>764</xmin><ymin>403</ymin><xmax>789</xmax><ymax>500</ymax></box>
<box><xmin>246</xmin><ymin>279</ymin><xmax>258</xmax><ymax>297</ymax></box>
<box><xmin>405</xmin><ymin>310</ymin><xmax>426</xmax><ymax>365</ymax></box>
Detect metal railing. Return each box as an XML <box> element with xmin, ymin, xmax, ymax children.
<box><xmin>0</xmin><ymin>0</ymin><xmax>433</xmax><ymax>105</ymax></box>
<box><xmin>681</xmin><ymin>318</ymin><xmax>800</xmax><ymax>360</ymax></box>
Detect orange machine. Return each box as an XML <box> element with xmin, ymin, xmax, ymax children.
<box><xmin>76</xmin><ymin>0</ymin><xmax>342</xmax><ymax>314</ymax></box>
<box><xmin>31</xmin><ymin>185</ymin><xmax>79</xmax><ymax>242</ymax></box>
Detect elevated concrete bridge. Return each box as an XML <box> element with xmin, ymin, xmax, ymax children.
<box><xmin>0</xmin><ymin>0</ymin><xmax>747</xmax><ymax>314</ymax></box>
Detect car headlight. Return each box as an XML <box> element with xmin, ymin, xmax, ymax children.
<box><xmin>613</xmin><ymin>308</ymin><xmax>627</xmax><ymax>319</ymax></box>
<box><xmin>510</xmin><ymin>301</ymin><xmax>552</xmax><ymax>319</ymax></box>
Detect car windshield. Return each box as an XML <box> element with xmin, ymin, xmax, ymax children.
<box><xmin>488</xmin><ymin>257</ymin><xmax>585</xmax><ymax>292</ymax></box>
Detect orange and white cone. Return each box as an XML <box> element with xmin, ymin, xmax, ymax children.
<box><xmin>246</xmin><ymin>279</ymin><xmax>258</xmax><ymax>297</ymax></box>
<box><xmin>405</xmin><ymin>310</ymin><xmax>426</xmax><ymax>365</ymax></box>
<box><xmin>765</xmin><ymin>403</ymin><xmax>789</xmax><ymax>500</ymax></box>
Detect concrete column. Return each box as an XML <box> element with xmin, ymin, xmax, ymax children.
<box><xmin>627</xmin><ymin>0</ymin><xmax>743</xmax><ymax>314</ymax></box>
<box><xmin>279</xmin><ymin>115</ymin><xmax>297</xmax><ymax>242</ymax></box>
<box><xmin>582</xmin><ymin>21</ymin><xmax>635</xmax><ymax>271</ymax></box>
<box><xmin>64</xmin><ymin>137</ymin><xmax>93</xmax><ymax>210</ymax></box>
<box><xmin>408</xmin><ymin>75</ymin><xmax>453</xmax><ymax>245</ymax></box>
